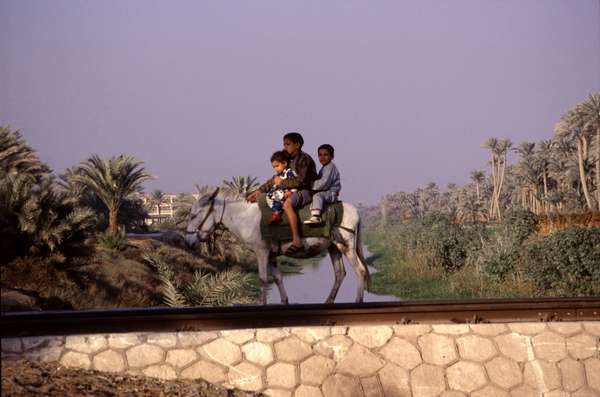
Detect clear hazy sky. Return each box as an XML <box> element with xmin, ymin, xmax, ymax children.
<box><xmin>1</xmin><ymin>0</ymin><xmax>599</xmax><ymax>204</ymax></box>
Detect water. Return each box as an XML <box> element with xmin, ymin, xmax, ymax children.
<box><xmin>267</xmin><ymin>246</ymin><xmax>398</xmax><ymax>304</ymax></box>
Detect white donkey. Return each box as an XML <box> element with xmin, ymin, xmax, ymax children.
<box><xmin>185</xmin><ymin>188</ymin><xmax>371</xmax><ymax>304</ymax></box>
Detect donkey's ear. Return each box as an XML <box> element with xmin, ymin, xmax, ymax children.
<box><xmin>210</xmin><ymin>187</ymin><xmax>220</xmax><ymax>199</ymax></box>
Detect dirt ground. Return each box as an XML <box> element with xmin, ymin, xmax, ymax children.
<box><xmin>1</xmin><ymin>358</ymin><xmax>262</xmax><ymax>397</ymax></box>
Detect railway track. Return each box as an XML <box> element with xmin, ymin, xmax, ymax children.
<box><xmin>2</xmin><ymin>297</ymin><xmax>599</xmax><ymax>338</ymax></box>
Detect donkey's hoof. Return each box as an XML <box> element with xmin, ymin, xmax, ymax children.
<box><xmin>282</xmin><ymin>298</ymin><xmax>289</xmax><ymax>305</ymax></box>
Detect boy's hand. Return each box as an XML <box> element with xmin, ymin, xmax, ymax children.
<box><xmin>283</xmin><ymin>191</ymin><xmax>293</xmax><ymax>199</ymax></box>
<box><xmin>246</xmin><ymin>191</ymin><xmax>258</xmax><ymax>203</ymax></box>
<box><xmin>273</xmin><ymin>176</ymin><xmax>282</xmax><ymax>185</ymax></box>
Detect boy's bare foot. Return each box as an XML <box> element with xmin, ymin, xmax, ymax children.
<box><xmin>284</xmin><ymin>244</ymin><xmax>305</xmax><ymax>256</ymax></box>
<box><xmin>303</xmin><ymin>215</ymin><xmax>322</xmax><ymax>224</ymax></box>
<box><xmin>268</xmin><ymin>212</ymin><xmax>282</xmax><ymax>225</ymax></box>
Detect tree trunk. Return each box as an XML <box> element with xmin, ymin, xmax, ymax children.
<box><xmin>542</xmin><ymin>170</ymin><xmax>548</xmax><ymax>214</ymax></box>
<box><xmin>475</xmin><ymin>183</ymin><xmax>480</xmax><ymax>201</ymax></box>
<box><xmin>489</xmin><ymin>155</ymin><xmax>497</xmax><ymax>219</ymax></box>
<box><xmin>577</xmin><ymin>136</ymin><xmax>594</xmax><ymax>210</ymax></box>
<box><xmin>109</xmin><ymin>207</ymin><xmax>119</xmax><ymax>235</ymax></box>
<box><xmin>495</xmin><ymin>156</ymin><xmax>506</xmax><ymax>220</ymax></box>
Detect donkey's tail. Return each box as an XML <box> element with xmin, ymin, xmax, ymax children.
<box><xmin>355</xmin><ymin>220</ymin><xmax>372</xmax><ymax>289</ymax></box>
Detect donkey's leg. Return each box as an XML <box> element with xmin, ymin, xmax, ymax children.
<box><xmin>268</xmin><ymin>251</ymin><xmax>289</xmax><ymax>304</ymax></box>
<box><xmin>256</xmin><ymin>250</ymin><xmax>270</xmax><ymax>305</ymax></box>
<box><xmin>325</xmin><ymin>244</ymin><xmax>346</xmax><ymax>304</ymax></box>
<box><xmin>343</xmin><ymin>243</ymin><xmax>368</xmax><ymax>303</ymax></box>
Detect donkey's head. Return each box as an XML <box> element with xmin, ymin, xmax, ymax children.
<box><xmin>185</xmin><ymin>187</ymin><xmax>220</xmax><ymax>248</ymax></box>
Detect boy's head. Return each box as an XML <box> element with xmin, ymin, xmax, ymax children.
<box><xmin>317</xmin><ymin>144</ymin><xmax>334</xmax><ymax>166</ymax></box>
<box><xmin>283</xmin><ymin>132</ymin><xmax>304</xmax><ymax>156</ymax></box>
<box><xmin>270</xmin><ymin>150</ymin><xmax>290</xmax><ymax>174</ymax></box>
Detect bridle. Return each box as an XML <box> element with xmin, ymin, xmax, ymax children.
<box><xmin>188</xmin><ymin>196</ymin><xmax>226</xmax><ymax>238</ymax></box>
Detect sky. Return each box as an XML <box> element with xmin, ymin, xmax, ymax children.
<box><xmin>1</xmin><ymin>0</ymin><xmax>599</xmax><ymax>204</ymax></box>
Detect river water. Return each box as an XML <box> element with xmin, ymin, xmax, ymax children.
<box><xmin>267</xmin><ymin>246</ymin><xmax>398</xmax><ymax>304</ymax></box>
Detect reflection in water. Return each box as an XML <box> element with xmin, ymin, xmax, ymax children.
<box><xmin>267</xmin><ymin>246</ymin><xmax>398</xmax><ymax>304</ymax></box>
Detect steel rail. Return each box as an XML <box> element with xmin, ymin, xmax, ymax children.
<box><xmin>1</xmin><ymin>297</ymin><xmax>599</xmax><ymax>337</ymax></box>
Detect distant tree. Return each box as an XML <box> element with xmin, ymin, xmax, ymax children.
<box><xmin>149</xmin><ymin>189</ymin><xmax>166</xmax><ymax>219</ymax></box>
<box><xmin>576</xmin><ymin>93</ymin><xmax>600</xmax><ymax>210</ymax></box>
<box><xmin>70</xmin><ymin>155</ymin><xmax>153</xmax><ymax>235</ymax></box>
<box><xmin>222</xmin><ymin>176</ymin><xmax>259</xmax><ymax>199</ymax></box>
<box><xmin>470</xmin><ymin>170</ymin><xmax>485</xmax><ymax>201</ymax></box>
<box><xmin>0</xmin><ymin>126</ymin><xmax>49</xmax><ymax>179</ymax></box>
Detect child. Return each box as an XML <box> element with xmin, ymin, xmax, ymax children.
<box><xmin>304</xmin><ymin>144</ymin><xmax>341</xmax><ymax>224</ymax></box>
<box><xmin>266</xmin><ymin>150</ymin><xmax>297</xmax><ymax>224</ymax></box>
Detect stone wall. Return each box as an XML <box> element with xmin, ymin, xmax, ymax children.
<box><xmin>2</xmin><ymin>322</ymin><xmax>600</xmax><ymax>396</ymax></box>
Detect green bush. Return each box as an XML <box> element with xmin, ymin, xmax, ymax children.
<box><xmin>97</xmin><ymin>229</ymin><xmax>128</xmax><ymax>252</ymax></box>
<box><xmin>418</xmin><ymin>213</ymin><xmax>468</xmax><ymax>272</ymax></box>
<box><xmin>520</xmin><ymin>227</ymin><xmax>600</xmax><ymax>296</ymax></box>
<box><xmin>503</xmin><ymin>209</ymin><xmax>538</xmax><ymax>244</ymax></box>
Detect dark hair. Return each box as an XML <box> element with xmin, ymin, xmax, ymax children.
<box><xmin>283</xmin><ymin>132</ymin><xmax>304</xmax><ymax>148</ymax></box>
<box><xmin>270</xmin><ymin>150</ymin><xmax>290</xmax><ymax>164</ymax></box>
<box><xmin>318</xmin><ymin>144</ymin><xmax>335</xmax><ymax>157</ymax></box>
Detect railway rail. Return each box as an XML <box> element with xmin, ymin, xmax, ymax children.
<box><xmin>2</xmin><ymin>297</ymin><xmax>599</xmax><ymax>338</ymax></box>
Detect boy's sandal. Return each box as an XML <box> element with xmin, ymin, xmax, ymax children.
<box><xmin>284</xmin><ymin>244</ymin><xmax>305</xmax><ymax>256</ymax></box>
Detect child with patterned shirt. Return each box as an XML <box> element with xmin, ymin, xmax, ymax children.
<box><xmin>266</xmin><ymin>151</ymin><xmax>297</xmax><ymax>224</ymax></box>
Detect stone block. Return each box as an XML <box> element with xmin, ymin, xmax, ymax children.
<box><xmin>266</xmin><ymin>362</ymin><xmax>297</xmax><ymax>389</ymax></box>
<box><xmin>378</xmin><ymin>337</ymin><xmax>422</xmax><ymax>370</ymax></box>
<box><xmin>523</xmin><ymin>360</ymin><xmax>561</xmax><ymax>392</ymax></box>
<box><xmin>348</xmin><ymin>325</ymin><xmax>393</xmax><ymax>348</ymax></box>
<box><xmin>291</xmin><ymin>327</ymin><xmax>330</xmax><ymax>343</ymax></box>
<box><xmin>544</xmin><ymin>391</ymin><xmax>569</xmax><ymax>397</ymax></box>
<box><xmin>584</xmin><ymin>357</ymin><xmax>600</xmax><ymax>392</ymax></box>
<box><xmin>322</xmin><ymin>373</ymin><xmax>363</xmax><ymax>397</ymax></box>
<box><xmin>177</xmin><ymin>331</ymin><xmax>218</xmax><ymax>347</ymax></box>
<box><xmin>510</xmin><ymin>384</ymin><xmax>539</xmax><ymax>397</ymax></box>
<box><xmin>228</xmin><ymin>361</ymin><xmax>263</xmax><ymax>392</ymax></box>
<box><xmin>257</xmin><ymin>328</ymin><xmax>290</xmax><ymax>343</ymax></box>
<box><xmin>108</xmin><ymin>333</ymin><xmax>140</xmax><ymax>349</ymax></box>
<box><xmin>330</xmin><ymin>326</ymin><xmax>347</xmax><ymax>335</ymax></box>
<box><xmin>440</xmin><ymin>392</ymin><xmax>466</xmax><ymax>397</ymax></box>
<box><xmin>24</xmin><ymin>346</ymin><xmax>63</xmax><ymax>363</ymax></box>
<box><xmin>93</xmin><ymin>350</ymin><xmax>125</xmax><ymax>372</ymax></box>
<box><xmin>572</xmin><ymin>388</ymin><xmax>600</xmax><ymax>397</ymax></box>
<box><xmin>300</xmin><ymin>355</ymin><xmax>335</xmax><ymax>385</ymax></box>
<box><xmin>125</xmin><ymin>344</ymin><xmax>164</xmax><ymax>367</ymax></box>
<box><xmin>548</xmin><ymin>322</ymin><xmax>582</xmax><ymax>335</ymax></box>
<box><xmin>22</xmin><ymin>336</ymin><xmax>48</xmax><ymax>351</ymax></box>
<box><xmin>166</xmin><ymin>349</ymin><xmax>197</xmax><ymax>368</ymax></box>
<box><xmin>66</xmin><ymin>335</ymin><xmax>103</xmax><ymax>354</ymax></box>
<box><xmin>314</xmin><ymin>335</ymin><xmax>352</xmax><ymax>360</ymax></box>
<box><xmin>392</xmin><ymin>324</ymin><xmax>432</xmax><ymax>343</ymax></box>
<box><xmin>242</xmin><ymin>341</ymin><xmax>274</xmax><ymax>366</ymax></box>
<box><xmin>378</xmin><ymin>363</ymin><xmax>410</xmax><ymax>397</ymax></box>
<box><xmin>558</xmin><ymin>357</ymin><xmax>585</xmax><ymax>392</ymax></box>
<box><xmin>583</xmin><ymin>322</ymin><xmax>600</xmax><ymax>336</ymax></box>
<box><xmin>485</xmin><ymin>356</ymin><xmax>522</xmax><ymax>389</ymax></box>
<box><xmin>274</xmin><ymin>336</ymin><xmax>312</xmax><ymax>363</ymax></box>
<box><xmin>335</xmin><ymin>344</ymin><xmax>385</xmax><ymax>377</ymax></box>
<box><xmin>431</xmin><ymin>324</ymin><xmax>469</xmax><ymax>335</ymax></box>
<box><xmin>456</xmin><ymin>334</ymin><xmax>497</xmax><ymax>361</ymax></box>
<box><xmin>181</xmin><ymin>360</ymin><xmax>226</xmax><ymax>383</ymax></box>
<box><xmin>446</xmin><ymin>361</ymin><xmax>487</xmax><ymax>393</ymax></box>
<box><xmin>295</xmin><ymin>385</ymin><xmax>323</xmax><ymax>397</ymax></box>
<box><xmin>263</xmin><ymin>389</ymin><xmax>291</xmax><ymax>397</ymax></box>
<box><xmin>143</xmin><ymin>364</ymin><xmax>177</xmax><ymax>380</ymax></box>
<box><xmin>418</xmin><ymin>333</ymin><xmax>457</xmax><ymax>366</ymax></box>
<box><xmin>566</xmin><ymin>333</ymin><xmax>597</xmax><ymax>359</ymax></box>
<box><xmin>221</xmin><ymin>329</ymin><xmax>255</xmax><ymax>344</ymax></box>
<box><xmin>508</xmin><ymin>322</ymin><xmax>547</xmax><ymax>335</ymax></box>
<box><xmin>60</xmin><ymin>351</ymin><xmax>91</xmax><ymax>369</ymax></box>
<box><xmin>411</xmin><ymin>363</ymin><xmax>446</xmax><ymax>397</ymax></box>
<box><xmin>532</xmin><ymin>332</ymin><xmax>567</xmax><ymax>362</ymax></box>
<box><xmin>471</xmin><ymin>385</ymin><xmax>509</xmax><ymax>397</ymax></box>
<box><xmin>469</xmin><ymin>323</ymin><xmax>507</xmax><ymax>336</ymax></box>
<box><xmin>202</xmin><ymin>339</ymin><xmax>242</xmax><ymax>366</ymax></box>
<box><xmin>361</xmin><ymin>375</ymin><xmax>384</xmax><ymax>397</ymax></box>
<box><xmin>494</xmin><ymin>333</ymin><xmax>529</xmax><ymax>362</ymax></box>
<box><xmin>146</xmin><ymin>333</ymin><xmax>177</xmax><ymax>348</ymax></box>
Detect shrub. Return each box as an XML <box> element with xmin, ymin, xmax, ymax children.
<box><xmin>502</xmin><ymin>209</ymin><xmax>538</xmax><ymax>244</ymax></box>
<box><xmin>97</xmin><ymin>229</ymin><xmax>128</xmax><ymax>252</ymax></box>
<box><xmin>520</xmin><ymin>227</ymin><xmax>600</xmax><ymax>296</ymax></box>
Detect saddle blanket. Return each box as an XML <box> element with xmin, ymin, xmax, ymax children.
<box><xmin>257</xmin><ymin>193</ymin><xmax>344</xmax><ymax>242</ymax></box>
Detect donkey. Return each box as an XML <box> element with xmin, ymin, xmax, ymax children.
<box><xmin>184</xmin><ymin>188</ymin><xmax>371</xmax><ymax>304</ymax></box>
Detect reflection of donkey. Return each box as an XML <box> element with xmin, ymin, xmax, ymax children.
<box><xmin>185</xmin><ymin>188</ymin><xmax>370</xmax><ymax>304</ymax></box>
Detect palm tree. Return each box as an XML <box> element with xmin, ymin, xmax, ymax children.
<box><xmin>149</xmin><ymin>189</ymin><xmax>166</xmax><ymax>221</ymax></box>
<box><xmin>576</xmin><ymin>93</ymin><xmax>600</xmax><ymax>210</ymax></box>
<box><xmin>555</xmin><ymin>109</ymin><xmax>594</xmax><ymax>210</ymax></box>
<box><xmin>470</xmin><ymin>170</ymin><xmax>485</xmax><ymax>201</ymax></box>
<box><xmin>222</xmin><ymin>176</ymin><xmax>259</xmax><ymax>199</ymax></box>
<box><xmin>483</xmin><ymin>137</ymin><xmax>511</xmax><ymax>220</ymax></box>
<box><xmin>70</xmin><ymin>155</ymin><xmax>153</xmax><ymax>235</ymax></box>
<box><xmin>0</xmin><ymin>126</ymin><xmax>49</xmax><ymax>178</ymax></box>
